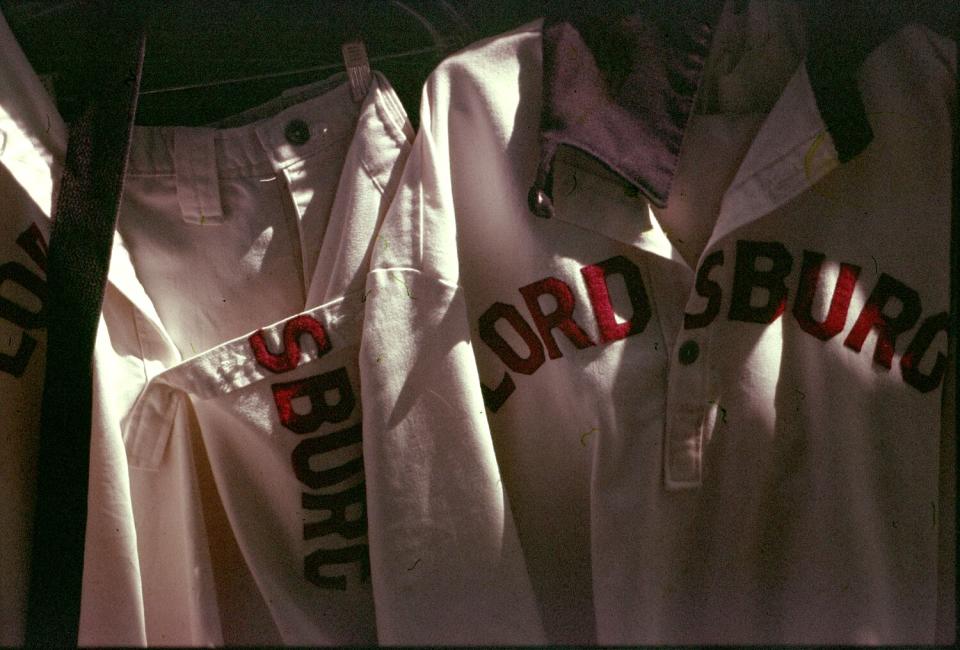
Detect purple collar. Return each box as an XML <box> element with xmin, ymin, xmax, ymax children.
<box><xmin>530</xmin><ymin>1</ymin><xmax>889</xmax><ymax>219</ymax></box>
<box><xmin>530</xmin><ymin>1</ymin><xmax>725</xmax><ymax>217</ymax></box>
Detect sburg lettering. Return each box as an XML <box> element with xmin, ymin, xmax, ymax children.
<box><xmin>250</xmin><ymin>314</ymin><xmax>369</xmax><ymax>591</ymax></box>
<box><xmin>703</xmin><ymin>240</ymin><xmax>946</xmax><ymax>393</ymax></box>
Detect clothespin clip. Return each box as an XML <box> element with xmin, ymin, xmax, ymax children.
<box><xmin>342</xmin><ymin>40</ymin><xmax>372</xmax><ymax>102</ymax></box>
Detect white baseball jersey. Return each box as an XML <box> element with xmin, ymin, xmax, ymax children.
<box><xmin>0</xmin><ymin>10</ymin><xmax>66</xmax><ymax>645</ymax></box>
<box><xmin>80</xmin><ymin>73</ymin><xmax>412</xmax><ymax>645</ymax></box>
<box><xmin>359</xmin><ymin>14</ymin><xmax>956</xmax><ymax>646</ymax></box>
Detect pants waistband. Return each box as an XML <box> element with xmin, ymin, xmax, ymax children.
<box><xmin>127</xmin><ymin>72</ymin><xmax>360</xmax><ymax>180</ymax></box>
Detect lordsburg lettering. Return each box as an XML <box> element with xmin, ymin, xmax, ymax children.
<box><xmin>1</xmin><ymin>223</ymin><xmax>47</xmax><ymax>378</ymax></box>
<box><xmin>479</xmin><ymin>240</ymin><xmax>949</xmax><ymax>412</ymax></box>
<box><xmin>248</xmin><ymin>315</ymin><xmax>368</xmax><ymax>591</ymax></box>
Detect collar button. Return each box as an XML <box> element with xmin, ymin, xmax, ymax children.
<box><xmin>678</xmin><ymin>340</ymin><xmax>700</xmax><ymax>365</ymax></box>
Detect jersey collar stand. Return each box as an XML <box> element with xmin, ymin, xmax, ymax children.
<box><xmin>532</xmin><ymin>1</ymin><xmax>875</xmax><ymax>223</ymax></box>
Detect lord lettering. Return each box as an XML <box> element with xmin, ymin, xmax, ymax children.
<box><xmin>0</xmin><ymin>224</ymin><xmax>48</xmax><ymax>378</ymax></box>
<box><xmin>519</xmin><ymin>276</ymin><xmax>595</xmax><ymax>359</ymax></box>
<box><xmin>582</xmin><ymin>255</ymin><xmax>651</xmax><ymax>341</ymax></box>
<box><xmin>479</xmin><ymin>256</ymin><xmax>651</xmax><ymax>411</ymax></box>
<box><xmin>478</xmin><ymin>302</ymin><xmax>545</xmax><ymax>375</ymax></box>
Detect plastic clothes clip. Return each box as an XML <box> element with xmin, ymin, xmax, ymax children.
<box><xmin>342</xmin><ymin>40</ymin><xmax>372</xmax><ymax>102</ymax></box>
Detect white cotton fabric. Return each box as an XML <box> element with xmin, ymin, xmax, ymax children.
<box><xmin>0</xmin><ymin>12</ymin><xmax>65</xmax><ymax>217</ymax></box>
<box><xmin>0</xmin><ymin>10</ymin><xmax>65</xmax><ymax>645</ymax></box>
<box><xmin>360</xmin><ymin>15</ymin><xmax>956</xmax><ymax>645</ymax></box>
<box><xmin>80</xmin><ymin>72</ymin><xmax>412</xmax><ymax>645</ymax></box>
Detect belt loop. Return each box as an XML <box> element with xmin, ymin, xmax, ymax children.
<box><xmin>173</xmin><ymin>127</ymin><xmax>224</xmax><ymax>224</ymax></box>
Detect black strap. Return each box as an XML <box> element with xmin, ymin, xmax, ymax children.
<box><xmin>24</xmin><ymin>6</ymin><xmax>145</xmax><ymax>645</ymax></box>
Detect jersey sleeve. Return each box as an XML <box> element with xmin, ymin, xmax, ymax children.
<box><xmin>359</xmin><ymin>67</ymin><xmax>547</xmax><ymax>644</ymax></box>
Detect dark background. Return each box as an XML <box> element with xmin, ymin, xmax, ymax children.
<box><xmin>3</xmin><ymin>1</ymin><xmax>955</xmax><ymax>128</ymax></box>
<box><xmin>0</xmin><ymin>0</ymin><xmax>548</xmax><ymax>126</ymax></box>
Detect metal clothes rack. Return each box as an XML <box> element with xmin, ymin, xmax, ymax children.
<box><xmin>139</xmin><ymin>44</ymin><xmax>448</xmax><ymax>96</ymax></box>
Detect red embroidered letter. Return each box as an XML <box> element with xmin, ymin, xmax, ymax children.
<box><xmin>684</xmin><ymin>250</ymin><xmax>725</xmax><ymax>329</ymax></box>
<box><xmin>478</xmin><ymin>302</ymin><xmax>546</xmax><ymax>375</ymax></box>
<box><xmin>250</xmin><ymin>314</ymin><xmax>331</xmax><ymax>373</ymax></box>
<box><xmin>582</xmin><ymin>255</ymin><xmax>651</xmax><ymax>342</ymax></box>
<box><xmin>844</xmin><ymin>273</ymin><xmax>922</xmax><ymax>369</ymax></box>
<box><xmin>272</xmin><ymin>367</ymin><xmax>356</xmax><ymax>434</ymax></box>
<box><xmin>728</xmin><ymin>240</ymin><xmax>793</xmax><ymax>324</ymax></box>
<box><xmin>519</xmin><ymin>277</ymin><xmax>595</xmax><ymax>359</ymax></box>
<box><xmin>900</xmin><ymin>312</ymin><xmax>949</xmax><ymax>393</ymax></box>
<box><xmin>792</xmin><ymin>251</ymin><xmax>861</xmax><ymax>340</ymax></box>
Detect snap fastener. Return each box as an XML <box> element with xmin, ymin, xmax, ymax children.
<box><xmin>284</xmin><ymin>119</ymin><xmax>310</xmax><ymax>146</ymax></box>
<box><xmin>678</xmin><ymin>340</ymin><xmax>700</xmax><ymax>365</ymax></box>
<box><xmin>527</xmin><ymin>186</ymin><xmax>555</xmax><ymax>219</ymax></box>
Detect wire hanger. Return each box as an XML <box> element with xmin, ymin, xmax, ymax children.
<box><xmin>138</xmin><ymin>45</ymin><xmax>444</xmax><ymax>96</ymax></box>
<box><xmin>138</xmin><ymin>0</ymin><xmax>465</xmax><ymax>97</ymax></box>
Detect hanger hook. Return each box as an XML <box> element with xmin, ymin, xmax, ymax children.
<box><xmin>388</xmin><ymin>0</ymin><xmax>449</xmax><ymax>52</ymax></box>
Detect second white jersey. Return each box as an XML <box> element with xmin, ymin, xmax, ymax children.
<box><xmin>359</xmin><ymin>16</ymin><xmax>956</xmax><ymax>645</ymax></box>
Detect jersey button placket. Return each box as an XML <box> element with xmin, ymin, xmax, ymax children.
<box><xmin>664</xmin><ymin>329</ymin><xmax>710</xmax><ymax>489</ymax></box>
